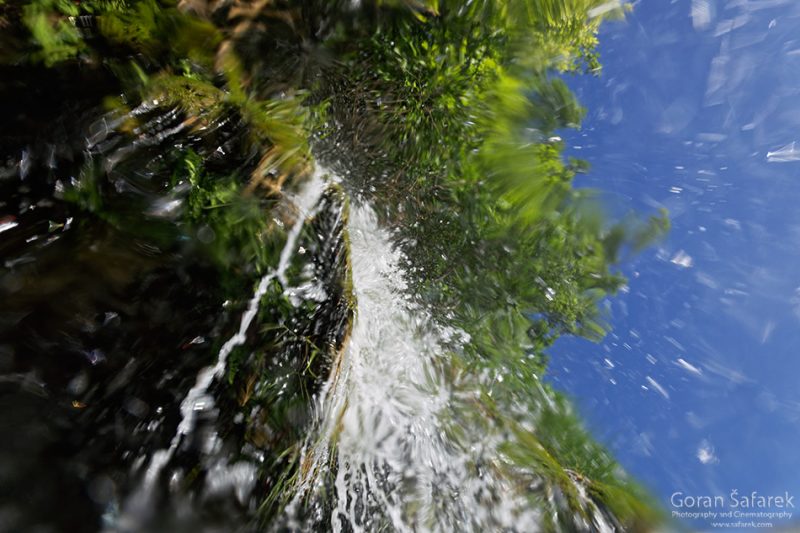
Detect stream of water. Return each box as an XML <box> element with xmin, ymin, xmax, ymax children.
<box><xmin>0</xmin><ymin>81</ymin><xmax>631</xmax><ymax>529</ymax></box>
<box><xmin>6</xmin><ymin>2</ymin><xmax>800</xmax><ymax>531</ymax></box>
<box><xmin>274</xmin><ymin>186</ymin><xmax>620</xmax><ymax>532</ymax></box>
<box><xmin>286</xmin><ymin>199</ymin><xmax>541</xmax><ymax>532</ymax></box>
<box><xmin>115</xmin><ymin>168</ymin><xmax>330</xmax><ymax>530</ymax></box>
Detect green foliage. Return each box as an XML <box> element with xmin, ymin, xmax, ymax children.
<box><xmin>97</xmin><ymin>0</ymin><xmax>221</xmax><ymax>69</ymax></box>
<box><xmin>525</xmin><ymin>390</ymin><xmax>664</xmax><ymax>528</ymax></box>
<box><xmin>21</xmin><ymin>0</ymin><xmax>84</xmax><ymax>65</ymax></box>
<box><xmin>10</xmin><ymin>0</ymin><xmax>316</xmax><ymax>277</ymax></box>
<box><xmin>320</xmin><ymin>0</ymin><xmax>668</xmax><ymax>349</ymax></box>
<box><xmin>502</xmin><ymin>407</ymin><xmax>663</xmax><ymax>532</ymax></box>
<box><xmin>4</xmin><ymin>0</ymin><xmax>667</xmax><ymax>527</ymax></box>
<box><xmin>313</xmin><ymin>0</ymin><xmax>663</xmax><ymax>350</ymax></box>
<box><xmin>310</xmin><ymin>0</ymin><xmax>667</xmax><ymax>527</ymax></box>
<box><xmin>11</xmin><ymin>0</ymin><xmax>217</xmax><ymax>67</ymax></box>
<box><xmin>171</xmin><ymin>150</ymin><xmax>283</xmax><ymax>277</ymax></box>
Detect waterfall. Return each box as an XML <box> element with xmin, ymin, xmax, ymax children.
<box><xmin>289</xmin><ymin>201</ymin><xmax>543</xmax><ymax>532</ymax></box>
<box><xmin>112</xmin><ymin>169</ymin><xmax>616</xmax><ymax>533</ymax></box>
<box><xmin>115</xmin><ymin>167</ymin><xmax>330</xmax><ymax>529</ymax></box>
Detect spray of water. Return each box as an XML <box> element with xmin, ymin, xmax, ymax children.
<box><xmin>289</xmin><ymin>201</ymin><xmax>543</xmax><ymax>532</ymax></box>
<box><xmin>114</xmin><ymin>168</ymin><xmax>617</xmax><ymax>532</ymax></box>
<box><xmin>116</xmin><ymin>167</ymin><xmax>330</xmax><ymax>528</ymax></box>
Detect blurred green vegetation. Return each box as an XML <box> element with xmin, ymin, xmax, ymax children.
<box><xmin>0</xmin><ymin>0</ymin><xmax>668</xmax><ymax>529</ymax></box>
<box><xmin>312</xmin><ymin>6</ymin><xmax>668</xmax><ymax>527</ymax></box>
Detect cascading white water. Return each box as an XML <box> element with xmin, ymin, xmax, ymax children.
<box><xmin>113</xmin><ymin>168</ymin><xmax>612</xmax><ymax>533</ymax></box>
<box><xmin>292</xmin><ymin>201</ymin><xmax>543</xmax><ymax>532</ymax></box>
<box><xmin>115</xmin><ymin>167</ymin><xmax>330</xmax><ymax>529</ymax></box>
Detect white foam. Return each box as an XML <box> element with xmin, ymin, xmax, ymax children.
<box><xmin>293</xmin><ymin>202</ymin><xmax>541</xmax><ymax>532</ymax></box>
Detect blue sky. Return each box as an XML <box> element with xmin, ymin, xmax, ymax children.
<box><xmin>548</xmin><ymin>1</ymin><xmax>800</xmax><ymax>529</ymax></box>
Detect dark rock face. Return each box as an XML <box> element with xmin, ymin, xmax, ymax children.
<box><xmin>0</xmin><ymin>79</ymin><xmax>354</xmax><ymax>531</ymax></box>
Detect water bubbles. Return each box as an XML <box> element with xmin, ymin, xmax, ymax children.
<box><xmin>86</xmin><ymin>349</ymin><xmax>106</xmax><ymax>366</ymax></box>
<box><xmin>723</xmin><ymin>218</ymin><xmax>741</xmax><ymax>230</ymax></box>
<box><xmin>191</xmin><ymin>395</ymin><xmax>213</xmax><ymax>412</ymax></box>
<box><xmin>766</xmin><ymin>141</ymin><xmax>800</xmax><ymax>162</ymax></box>
<box><xmin>696</xmin><ymin>440</ymin><xmax>718</xmax><ymax>465</ymax></box>
<box><xmin>146</xmin><ymin>198</ymin><xmax>183</xmax><ymax>219</ymax></box>
<box><xmin>671</xmin><ymin>250</ymin><xmax>694</xmax><ymax>268</ymax></box>
<box><xmin>691</xmin><ymin>0</ymin><xmax>713</xmax><ymax>31</ymax></box>
<box><xmin>103</xmin><ymin>312</ymin><xmax>120</xmax><ymax>327</ymax></box>
<box><xmin>646</xmin><ymin>376</ymin><xmax>670</xmax><ymax>400</ymax></box>
<box><xmin>18</xmin><ymin>150</ymin><xmax>30</xmax><ymax>179</ymax></box>
<box><xmin>68</xmin><ymin>372</ymin><xmax>89</xmax><ymax>395</ymax></box>
<box><xmin>675</xmin><ymin>358</ymin><xmax>703</xmax><ymax>376</ymax></box>
<box><xmin>0</xmin><ymin>219</ymin><xmax>18</xmax><ymax>234</ymax></box>
<box><xmin>204</xmin><ymin>461</ymin><xmax>257</xmax><ymax>505</ymax></box>
<box><xmin>588</xmin><ymin>1</ymin><xmax>624</xmax><ymax>20</ymax></box>
<box><xmin>197</xmin><ymin>225</ymin><xmax>215</xmax><ymax>243</ymax></box>
<box><xmin>125</xmin><ymin>397</ymin><xmax>149</xmax><ymax>418</ymax></box>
